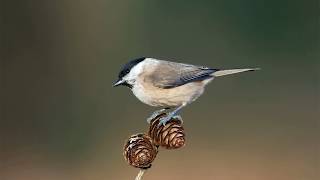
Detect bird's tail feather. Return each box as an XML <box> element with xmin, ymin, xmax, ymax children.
<box><xmin>212</xmin><ymin>68</ymin><xmax>260</xmax><ymax>77</ymax></box>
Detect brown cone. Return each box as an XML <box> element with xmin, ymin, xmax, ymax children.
<box><xmin>123</xmin><ymin>133</ymin><xmax>158</xmax><ymax>169</ymax></box>
<box><xmin>148</xmin><ymin>113</ymin><xmax>186</xmax><ymax>149</ymax></box>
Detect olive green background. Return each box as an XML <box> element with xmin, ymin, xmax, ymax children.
<box><xmin>1</xmin><ymin>1</ymin><xmax>319</xmax><ymax>180</ymax></box>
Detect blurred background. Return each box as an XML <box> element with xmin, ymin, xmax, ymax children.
<box><xmin>1</xmin><ymin>0</ymin><xmax>319</xmax><ymax>179</ymax></box>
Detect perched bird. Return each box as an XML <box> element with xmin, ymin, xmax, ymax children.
<box><xmin>113</xmin><ymin>57</ymin><xmax>259</xmax><ymax>126</ymax></box>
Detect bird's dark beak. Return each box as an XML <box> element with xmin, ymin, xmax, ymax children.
<box><xmin>113</xmin><ymin>79</ymin><xmax>125</xmax><ymax>87</ymax></box>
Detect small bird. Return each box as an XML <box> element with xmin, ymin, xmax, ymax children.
<box><xmin>113</xmin><ymin>57</ymin><xmax>259</xmax><ymax>126</ymax></box>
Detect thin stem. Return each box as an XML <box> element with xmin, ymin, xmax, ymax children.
<box><xmin>135</xmin><ymin>169</ymin><xmax>146</xmax><ymax>180</ymax></box>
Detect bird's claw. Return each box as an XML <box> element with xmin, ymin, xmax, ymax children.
<box><xmin>157</xmin><ymin>116</ymin><xmax>171</xmax><ymax>127</ymax></box>
<box><xmin>172</xmin><ymin>115</ymin><xmax>183</xmax><ymax>124</ymax></box>
<box><xmin>157</xmin><ymin>114</ymin><xmax>183</xmax><ymax>127</ymax></box>
<box><xmin>147</xmin><ymin>109</ymin><xmax>167</xmax><ymax>124</ymax></box>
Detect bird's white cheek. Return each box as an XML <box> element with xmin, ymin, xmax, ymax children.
<box><xmin>123</xmin><ymin>75</ymin><xmax>136</xmax><ymax>85</ymax></box>
<box><xmin>127</xmin><ymin>79</ymin><xmax>136</xmax><ymax>86</ymax></box>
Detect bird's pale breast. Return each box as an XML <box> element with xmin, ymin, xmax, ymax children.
<box><xmin>132</xmin><ymin>79</ymin><xmax>207</xmax><ymax>107</ymax></box>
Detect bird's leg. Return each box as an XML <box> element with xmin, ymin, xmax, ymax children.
<box><xmin>158</xmin><ymin>104</ymin><xmax>186</xmax><ymax>127</ymax></box>
<box><xmin>147</xmin><ymin>107</ymin><xmax>171</xmax><ymax>124</ymax></box>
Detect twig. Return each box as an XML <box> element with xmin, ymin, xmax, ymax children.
<box><xmin>135</xmin><ymin>169</ymin><xmax>146</xmax><ymax>180</ymax></box>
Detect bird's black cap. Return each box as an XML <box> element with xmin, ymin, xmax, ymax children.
<box><xmin>118</xmin><ymin>57</ymin><xmax>146</xmax><ymax>79</ymax></box>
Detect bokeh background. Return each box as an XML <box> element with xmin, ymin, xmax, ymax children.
<box><xmin>1</xmin><ymin>0</ymin><xmax>319</xmax><ymax>180</ymax></box>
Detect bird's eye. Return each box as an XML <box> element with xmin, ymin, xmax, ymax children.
<box><xmin>126</xmin><ymin>70</ymin><xmax>130</xmax><ymax>73</ymax></box>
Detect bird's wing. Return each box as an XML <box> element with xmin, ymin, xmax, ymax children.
<box><xmin>146</xmin><ymin>60</ymin><xmax>218</xmax><ymax>89</ymax></box>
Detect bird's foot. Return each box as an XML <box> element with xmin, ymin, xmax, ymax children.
<box><xmin>172</xmin><ymin>115</ymin><xmax>183</xmax><ymax>124</ymax></box>
<box><xmin>157</xmin><ymin>114</ymin><xmax>183</xmax><ymax>127</ymax></box>
<box><xmin>147</xmin><ymin>108</ymin><xmax>169</xmax><ymax>124</ymax></box>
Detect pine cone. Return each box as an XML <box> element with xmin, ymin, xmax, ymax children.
<box><xmin>148</xmin><ymin>113</ymin><xmax>186</xmax><ymax>149</ymax></box>
<box><xmin>123</xmin><ymin>133</ymin><xmax>158</xmax><ymax>169</ymax></box>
